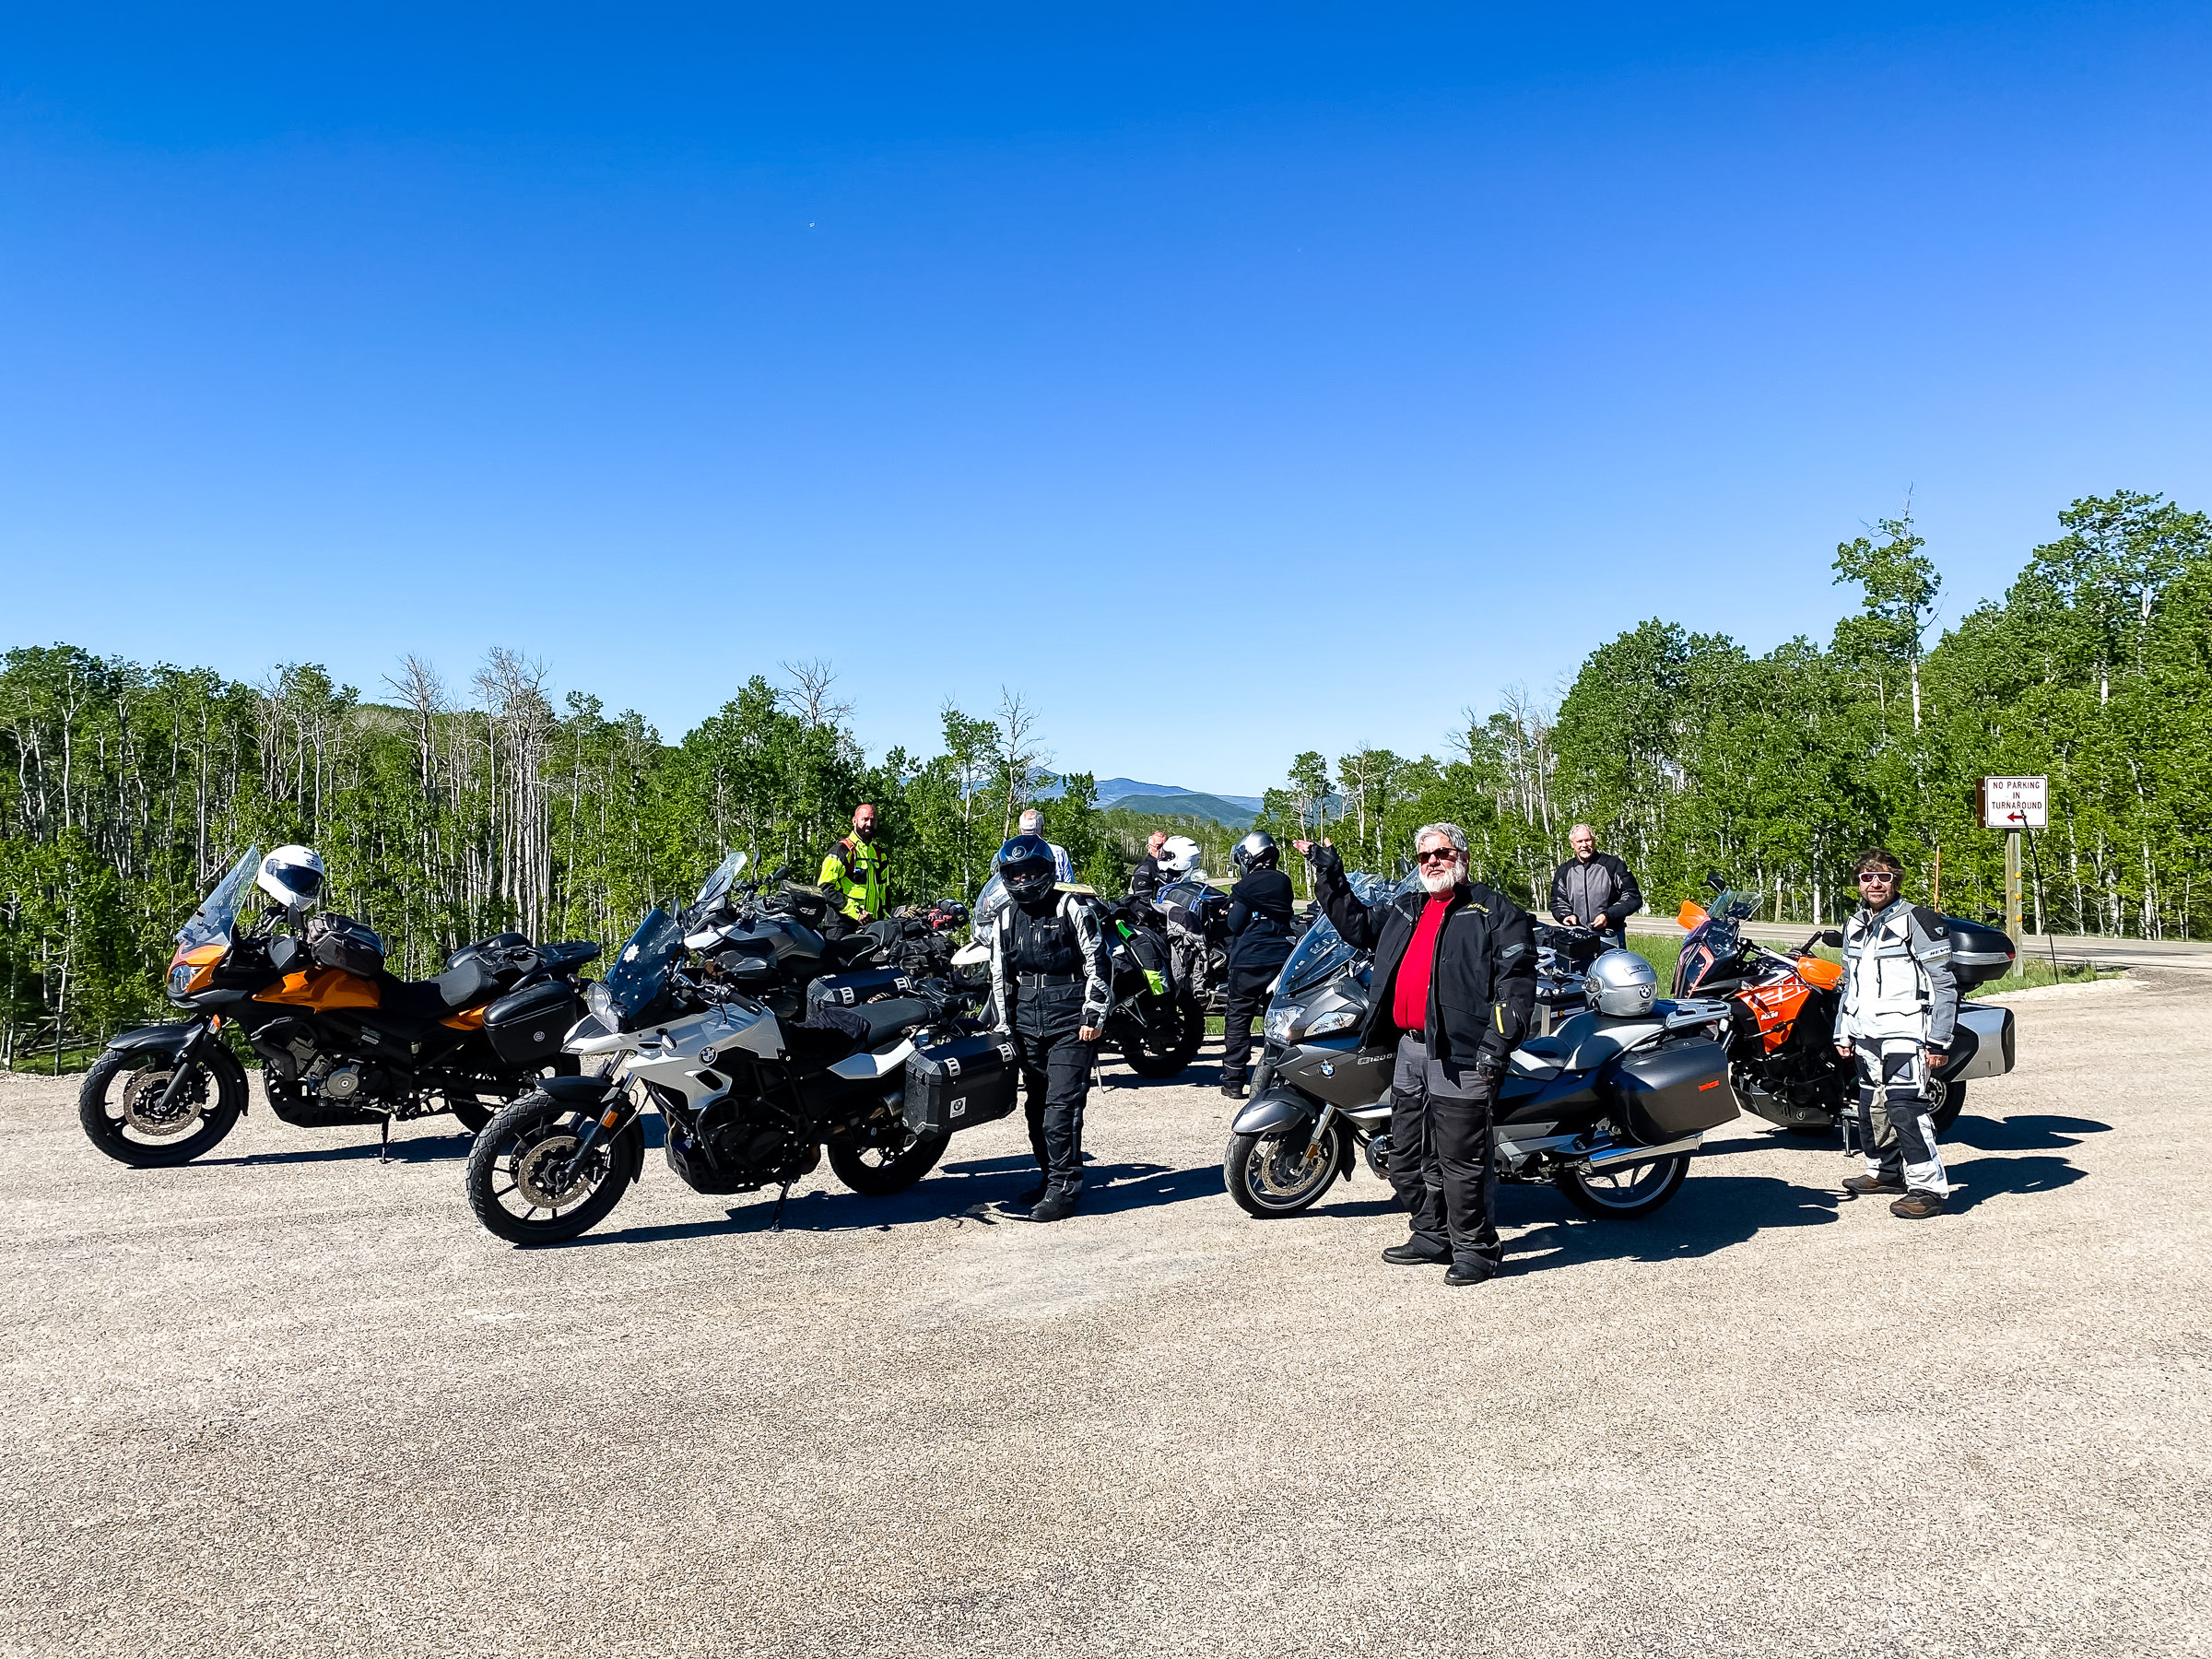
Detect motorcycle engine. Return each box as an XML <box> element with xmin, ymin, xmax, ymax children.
<box><xmin>303</xmin><ymin>1053</ymin><xmax>393</xmax><ymax>1103</ymax></box>
<box><xmin>699</xmin><ymin>1095</ymin><xmax>817</xmax><ymax>1183</ymax></box>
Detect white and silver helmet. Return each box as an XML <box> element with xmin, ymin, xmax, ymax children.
<box><xmin>1157</xmin><ymin>835</ymin><xmax>1202</xmax><ymax>877</ymax></box>
<box><xmin>1231</xmin><ymin>830</ymin><xmax>1278</xmax><ymax>873</ymax></box>
<box><xmin>1586</xmin><ymin>948</ymin><xmax>1658</xmax><ymax>1018</ymax></box>
<box><xmin>257</xmin><ymin>844</ymin><xmax>326</xmax><ymax>912</ymax></box>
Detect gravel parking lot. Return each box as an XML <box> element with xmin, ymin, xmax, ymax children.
<box><xmin>5</xmin><ymin>971</ymin><xmax>2206</xmax><ymax>1659</ymax></box>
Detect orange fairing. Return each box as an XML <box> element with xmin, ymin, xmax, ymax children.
<box><xmin>253</xmin><ymin>968</ymin><xmax>381</xmax><ymax>1012</ymax></box>
<box><xmin>1677</xmin><ymin>900</ymin><xmax>1709</xmax><ymax>931</ymax></box>
<box><xmin>1795</xmin><ymin>955</ymin><xmax>1843</xmax><ymax>991</ymax></box>
<box><xmin>169</xmin><ymin>942</ymin><xmax>226</xmax><ymax>997</ymax></box>
<box><xmin>441</xmin><ymin>1006</ymin><xmax>488</xmax><ymax>1030</ymax></box>
<box><xmin>1740</xmin><ymin>977</ymin><xmax>1812</xmax><ymax>1052</ymax></box>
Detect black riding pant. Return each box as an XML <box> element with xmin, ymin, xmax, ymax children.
<box><xmin>1219</xmin><ymin>963</ymin><xmax>1277</xmax><ymax>1086</ymax></box>
<box><xmin>1390</xmin><ymin>1032</ymin><xmax>1500</xmax><ymax>1275</ymax></box>
<box><xmin>1011</xmin><ymin>987</ymin><xmax>1092</xmax><ymax>1193</ymax></box>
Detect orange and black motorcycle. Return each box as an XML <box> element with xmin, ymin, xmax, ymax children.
<box><xmin>77</xmin><ymin>847</ymin><xmax>600</xmax><ymax>1166</ymax></box>
<box><xmin>1672</xmin><ymin>877</ymin><xmax>2018</xmax><ymax>1136</ymax></box>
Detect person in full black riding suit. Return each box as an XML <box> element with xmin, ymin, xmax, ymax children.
<box><xmin>984</xmin><ymin>835</ymin><xmax>1113</xmax><ymax>1222</ymax></box>
<box><xmin>1295</xmin><ymin>823</ymin><xmax>1537</xmax><ymax>1287</ymax></box>
<box><xmin>1218</xmin><ymin>831</ymin><xmax>1297</xmax><ymax>1100</ymax></box>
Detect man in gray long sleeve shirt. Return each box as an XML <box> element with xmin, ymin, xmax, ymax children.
<box><xmin>1832</xmin><ymin>849</ymin><xmax>1959</xmax><ymax>1219</ymax></box>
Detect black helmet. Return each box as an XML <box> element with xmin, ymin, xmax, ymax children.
<box><xmin>996</xmin><ymin>835</ymin><xmax>1058</xmax><ymax>904</ymax></box>
<box><xmin>1231</xmin><ymin>830</ymin><xmax>1278</xmax><ymax>873</ymax></box>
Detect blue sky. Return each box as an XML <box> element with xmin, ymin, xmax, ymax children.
<box><xmin>3</xmin><ymin>4</ymin><xmax>2206</xmax><ymax>794</ymax></box>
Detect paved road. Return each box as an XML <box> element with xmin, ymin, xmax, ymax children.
<box><xmin>5</xmin><ymin>972</ymin><xmax>2206</xmax><ymax>1658</ymax></box>
<box><xmin>1718</xmin><ymin>920</ymin><xmax>2212</xmax><ymax>974</ymax></box>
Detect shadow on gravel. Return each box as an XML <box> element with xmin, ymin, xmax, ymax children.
<box><xmin>1942</xmin><ymin>1154</ymin><xmax>2086</xmax><ymax>1213</ymax></box>
<box><xmin>1501</xmin><ymin>1173</ymin><xmax>1842</xmax><ymax>1274</ymax></box>
<box><xmin>551</xmin><ymin>1152</ymin><xmax>1225</xmax><ymax>1249</ymax></box>
<box><xmin>1946</xmin><ymin>1114</ymin><xmax>2110</xmax><ymax>1151</ymax></box>
<box><xmin>198</xmin><ymin>1130</ymin><xmax>477</xmax><ymax>1168</ymax></box>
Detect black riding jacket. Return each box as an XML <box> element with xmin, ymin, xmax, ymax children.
<box><xmin>1309</xmin><ymin>844</ymin><xmax>1537</xmax><ymax>1066</ymax></box>
<box><xmin>1224</xmin><ymin>866</ymin><xmax>1296</xmax><ymax>974</ymax></box>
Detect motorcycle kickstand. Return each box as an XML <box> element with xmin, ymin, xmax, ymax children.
<box><xmin>769</xmin><ymin>1182</ymin><xmax>793</xmax><ymax>1231</ymax></box>
<box><xmin>378</xmin><ymin>1115</ymin><xmax>392</xmax><ymax>1165</ymax></box>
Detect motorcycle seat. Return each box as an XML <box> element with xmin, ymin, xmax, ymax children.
<box><xmin>1510</xmin><ymin>1037</ymin><xmax>1572</xmax><ymax>1081</ymax></box>
<box><xmin>785</xmin><ymin>996</ymin><xmax>932</xmax><ymax>1066</ymax></box>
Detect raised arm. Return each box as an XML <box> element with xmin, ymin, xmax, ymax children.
<box><xmin>1295</xmin><ymin>841</ymin><xmax>1383</xmax><ymax>951</ymax></box>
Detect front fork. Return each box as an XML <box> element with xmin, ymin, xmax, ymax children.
<box><xmin>149</xmin><ymin>1018</ymin><xmax>217</xmax><ymax>1116</ymax></box>
<box><xmin>557</xmin><ymin>1087</ymin><xmax>641</xmax><ymax>1182</ymax></box>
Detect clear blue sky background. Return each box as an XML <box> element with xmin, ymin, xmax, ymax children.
<box><xmin>3</xmin><ymin>4</ymin><xmax>2207</xmax><ymax>794</ymax></box>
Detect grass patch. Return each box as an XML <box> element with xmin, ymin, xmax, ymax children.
<box><xmin>1976</xmin><ymin>956</ymin><xmax>2118</xmax><ymax>995</ymax></box>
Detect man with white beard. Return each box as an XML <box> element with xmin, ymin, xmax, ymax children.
<box><xmin>1294</xmin><ymin>824</ymin><xmax>1537</xmax><ymax>1286</ymax></box>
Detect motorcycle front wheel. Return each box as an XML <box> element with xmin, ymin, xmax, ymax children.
<box><xmin>1115</xmin><ymin>998</ymin><xmax>1204</xmax><ymax>1078</ymax></box>
<box><xmin>1553</xmin><ymin>1152</ymin><xmax>1689</xmax><ymax>1219</ymax></box>
<box><xmin>827</xmin><ymin>1128</ymin><xmax>949</xmax><ymax>1196</ymax></box>
<box><xmin>1223</xmin><ymin>1122</ymin><xmax>1347</xmax><ymax>1218</ymax></box>
<box><xmin>466</xmin><ymin>1092</ymin><xmax>629</xmax><ymax>1245</ymax></box>
<box><xmin>78</xmin><ymin>1047</ymin><xmax>246</xmax><ymax>1167</ymax></box>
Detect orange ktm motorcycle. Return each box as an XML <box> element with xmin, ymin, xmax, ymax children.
<box><xmin>1672</xmin><ymin>877</ymin><xmax>2018</xmax><ymax>1137</ymax></box>
<box><xmin>77</xmin><ymin>847</ymin><xmax>600</xmax><ymax>1166</ymax></box>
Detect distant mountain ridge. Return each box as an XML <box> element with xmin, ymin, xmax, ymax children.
<box><xmin>1032</xmin><ymin>774</ymin><xmax>1265</xmax><ymax>829</ymax></box>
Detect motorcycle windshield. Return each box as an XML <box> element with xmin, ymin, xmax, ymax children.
<box><xmin>176</xmin><ymin>846</ymin><xmax>263</xmax><ymax>950</ymax></box>
<box><xmin>1275</xmin><ymin>870</ymin><xmax>1406</xmax><ymax>1002</ymax></box>
<box><xmin>1710</xmin><ymin>887</ymin><xmax>1761</xmax><ymax>922</ymax></box>
<box><xmin>605</xmin><ymin>908</ymin><xmax>684</xmax><ymax>1017</ymax></box>
<box><xmin>970</xmin><ymin>873</ymin><xmax>1009</xmax><ymax>943</ymax></box>
<box><xmin>694</xmin><ymin>850</ymin><xmax>747</xmax><ymax>912</ymax></box>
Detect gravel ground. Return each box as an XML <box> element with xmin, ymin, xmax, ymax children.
<box><xmin>5</xmin><ymin>973</ymin><xmax>2206</xmax><ymax>1659</ymax></box>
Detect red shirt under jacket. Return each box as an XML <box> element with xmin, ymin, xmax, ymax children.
<box><xmin>1392</xmin><ymin>893</ymin><xmax>1452</xmax><ymax>1034</ymax></box>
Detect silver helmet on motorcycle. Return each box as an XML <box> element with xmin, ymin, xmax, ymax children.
<box><xmin>257</xmin><ymin>844</ymin><xmax>325</xmax><ymax>913</ymax></box>
<box><xmin>1231</xmin><ymin>830</ymin><xmax>1278</xmax><ymax>873</ymax></box>
<box><xmin>1586</xmin><ymin>948</ymin><xmax>1658</xmax><ymax>1018</ymax></box>
<box><xmin>1157</xmin><ymin>835</ymin><xmax>1201</xmax><ymax>877</ymax></box>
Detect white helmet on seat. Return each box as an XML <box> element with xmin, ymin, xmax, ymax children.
<box><xmin>1158</xmin><ymin>835</ymin><xmax>1202</xmax><ymax>877</ymax></box>
<box><xmin>257</xmin><ymin>844</ymin><xmax>326</xmax><ymax>913</ymax></box>
<box><xmin>1586</xmin><ymin>948</ymin><xmax>1658</xmax><ymax>1018</ymax></box>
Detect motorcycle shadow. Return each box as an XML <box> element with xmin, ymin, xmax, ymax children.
<box><xmin>198</xmin><ymin>1129</ymin><xmax>479</xmax><ymax>1169</ymax></box>
<box><xmin>1945</xmin><ymin>1114</ymin><xmax>2111</xmax><ymax>1152</ymax></box>
<box><xmin>552</xmin><ymin>1153</ymin><xmax>1223</xmax><ymax>1248</ymax></box>
<box><xmin>1501</xmin><ymin>1173</ymin><xmax>1843</xmax><ymax>1273</ymax></box>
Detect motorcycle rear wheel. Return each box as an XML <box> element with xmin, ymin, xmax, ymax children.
<box><xmin>827</xmin><ymin>1129</ymin><xmax>949</xmax><ymax>1196</ymax></box>
<box><xmin>466</xmin><ymin>1092</ymin><xmax>629</xmax><ymax>1245</ymax></box>
<box><xmin>78</xmin><ymin>1048</ymin><xmax>246</xmax><ymax>1167</ymax></box>
<box><xmin>1928</xmin><ymin>1077</ymin><xmax>1966</xmax><ymax>1135</ymax></box>
<box><xmin>1223</xmin><ymin>1123</ymin><xmax>1347</xmax><ymax>1218</ymax></box>
<box><xmin>1553</xmin><ymin>1152</ymin><xmax>1689</xmax><ymax>1219</ymax></box>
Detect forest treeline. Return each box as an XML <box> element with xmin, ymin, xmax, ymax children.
<box><xmin>4</xmin><ymin>488</ymin><xmax>2205</xmax><ymax>1065</ymax></box>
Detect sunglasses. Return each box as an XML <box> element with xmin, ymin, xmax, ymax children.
<box><xmin>1417</xmin><ymin>847</ymin><xmax>1461</xmax><ymax>865</ymax></box>
<box><xmin>1857</xmin><ymin>871</ymin><xmax>1898</xmax><ymax>884</ymax></box>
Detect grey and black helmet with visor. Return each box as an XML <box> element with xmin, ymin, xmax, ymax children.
<box><xmin>996</xmin><ymin>835</ymin><xmax>1059</xmax><ymax>905</ymax></box>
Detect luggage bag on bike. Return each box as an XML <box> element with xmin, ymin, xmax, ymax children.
<box><xmin>905</xmin><ymin>1032</ymin><xmax>1020</xmax><ymax>1136</ymax></box>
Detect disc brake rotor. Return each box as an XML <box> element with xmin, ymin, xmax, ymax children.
<box><xmin>120</xmin><ymin>1067</ymin><xmax>207</xmax><ymax>1137</ymax></box>
<box><xmin>512</xmin><ymin>1133</ymin><xmax>594</xmax><ymax>1209</ymax></box>
<box><xmin>1253</xmin><ymin>1135</ymin><xmax>1329</xmax><ymax>1197</ymax></box>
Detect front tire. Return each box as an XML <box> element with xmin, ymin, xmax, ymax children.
<box><xmin>77</xmin><ymin>1047</ymin><xmax>245</xmax><ymax>1167</ymax></box>
<box><xmin>1223</xmin><ymin>1122</ymin><xmax>1347</xmax><ymax>1218</ymax></box>
<box><xmin>1553</xmin><ymin>1152</ymin><xmax>1690</xmax><ymax>1219</ymax></box>
<box><xmin>828</xmin><ymin>1129</ymin><xmax>948</xmax><ymax>1196</ymax></box>
<box><xmin>1116</xmin><ymin>998</ymin><xmax>1204</xmax><ymax>1079</ymax></box>
<box><xmin>466</xmin><ymin>1091</ymin><xmax>630</xmax><ymax>1245</ymax></box>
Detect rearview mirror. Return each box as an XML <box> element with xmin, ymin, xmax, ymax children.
<box><xmin>1704</xmin><ymin>870</ymin><xmax>1725</xmax><ymax>894</ymax></box>
<box><xmin>268</xmin><ymin>935</ymin><xmax>298</xmax><ymax>971</ymax></box>
<box><xmin>1819</xmin><ymin>929</ymin><xmax>1842</xmax><ymax>948</ymax></box>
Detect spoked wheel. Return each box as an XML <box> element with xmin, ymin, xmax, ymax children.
<box><xmin>1116</xmin><ymin>997</ymin><xmax>1205</xmax><ymax>1079</ymax></box>
<box><xmin>77</xmin><ymin>1048</ymin><xmax>245</xmax><ymax>1167</ymax></box>
<box><xmin>828</xmin><ymin>1127</ymin><xmax>948</xmax><ymax>1196</ymax></box>
<box><xmin>1553</xmin><ymin>1152</ymin><xmax>1690</xmax><ymax>1219</ymax></box>
<box><xmin>1223</xmin><ymin>1122</ymin><xmax>1347</xmax><ymax>1218</ymax></box>
<box><xmin>466</xmin><ymin>1092</ymin><xmax>629</xmax><ymax>1245</ymax></box>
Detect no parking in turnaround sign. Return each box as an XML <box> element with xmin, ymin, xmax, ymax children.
<box><xmin>1979</xmin><ymin>775</ymin><xmax>2049</xmax><ymax>830</ymax></box>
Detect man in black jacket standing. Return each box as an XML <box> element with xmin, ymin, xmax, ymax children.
<box><xmin>1218</xmin><ymin>831</ymin><xmax>1296</xmax><ymax>1100</ymax></box>
<box><xmin>1549</xmin><ymin>824</ymin><xmax>1642</xmax><ymax>949</ymax></box>
<box><xmin>1296</xmin><ymin>823</ymin><xmax>1536</xmax><ymax>1286</ymax></box>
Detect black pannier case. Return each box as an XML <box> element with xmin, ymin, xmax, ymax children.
<box><xmin>1940</xmin><ymin>915</ymin><xmax>2016</xmax><ymax>991</ymax></box>
<box><xmin>482</xmin><ymin>979</ymin><xmax>582</xmax><ymax>1067</ymax></box>
<box><xmin>905</xmin><ymin>1032</ymin><xmax>1021</xmax><ymax>1137</ymax></box>
<box><xmin>1608</xmin><ymin>1036</ymin><xmax>1738</xmax><ymax>1145</ymax></box>
<box><xmin>807</xmin><ymin>966</ymin><xmax>918</xmax><ymax>1011</ymax></box>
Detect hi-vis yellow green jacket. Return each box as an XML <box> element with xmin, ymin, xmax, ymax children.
<box><xmin>818</xmin><ymin>835</ymin><xmax>888</xmax><ymax>922</ymax></box>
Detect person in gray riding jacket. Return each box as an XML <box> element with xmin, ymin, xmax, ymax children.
<box><xmin>1548</xmin><ymin>824</ymin><xmax>1641</xmax><ymax>948</ymax></box>
<box><xmin>1832</xmin><ymin>848</ymin><xmax>1958</xmax><ymax>1219</ymax></box>
<box><xmin>986</xmin><ymin>835</ymin><xmax>1112</xmax><ymax>1222</ymax></box>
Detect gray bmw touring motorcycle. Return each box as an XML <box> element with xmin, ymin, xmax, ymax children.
<box><xmin>1222</xmin><ymin>873</ymin><xmax>1742</xmax><ymax>1221</ymax></box>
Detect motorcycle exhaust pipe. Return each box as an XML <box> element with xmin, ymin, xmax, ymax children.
<box><xmin>1574</xmin><ymin>1134</ymin><xmax>1703</xmax><ymax>1173</ymax></box>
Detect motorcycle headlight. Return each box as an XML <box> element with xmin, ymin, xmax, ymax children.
<box><xmin>1263</xmin><ymin>1006</ymin><xmax>1300</xmax><ymax>1046</ymax></box>
<box><xmin>167</xmin><ymin>963</ymin><xmax>194</xmax><ymax>999</ymax></box>
<box><xmin>583</xmin><ymin>980</ymin><xmax>618</xmax><ymax>1030</ymax></box>
<box><xmin>1299</xmin><ymin>1007</ymin><xmax>1359</xmax><ymax>1040</ymax></box>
